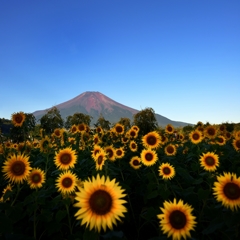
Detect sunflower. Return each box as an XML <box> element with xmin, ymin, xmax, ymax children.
<box><xmin>114</xmin><ymin>123</ymin><xmax>125</xmax><ymax>135</ymax></box>
<box><xmin>127</xmin><ymin>128</ymin><xmax>138</xmax><ymax>139</ymax></box>
<box><xmin>142</xmin><ymin>131</ymin><xmax>161</xmax><ymax>149</ymax></box>
<box><xmin>212</xmin><ymin>172</ymin><xmax>240</xmax><ymax>211</ymax></box>
<box><xmin>70</xmin><ymin>124</ymin><xmax>78</xmax><ymax>134</ymax></box>
<box><xmin>0</xmin><ymin>184</ymin><xmax>13</xmax><ymax>202</ymax></box>
<box><xmin>204</xmin><ymin>125</ymin><xmax>218</xmax><ymax>139</ymax></box>
<box><xmin>131</xmin><ymin>125</ymin><xmax>140</xmax><ymax>133</ymax></box>
<box><xmin>74</xmin><ymin>174</ymin><xmax>127</xmax><ymax>232</ymax></box>
<box><xmin>219</xmin><ymin>124</ymin><xmax>226</xmax><ymax>132</ymax></box>
<box><xmin>121</xmin><ymin>136</ymin><xmax>129</xmax><ymax>144</ymax></box>
<box><xmin>56</xmin><ymin>170</ymin><xmax>78</xmax><ymax>195</ymax></box>
<box><xmin>78</xmin><ymin>123</ymin><xmax>87</xmax><ymax>132</ymax></box>
<box><xmin>157</xmin><ymin>198</ymin><xmax>197</xmax><ymax>240</ymax></box>
<box><xmin>27</xmin><ymin>168</ymin><xmax>46</xmax><ymax>189</ymax></box>
<box><xmin>95</xmin><ymin>126</ymin><xmax>104</xmax><ymax>135</ymax></box>
<box><xmin>232</xmin><ymin>138</ymin><xmax>240</xmax><ymax>151</ymax></box>
<box><xmin>52</xmin><ymin>128</ymin><xmax>63</xmax><ymax>138</ymax></box>
<box><xmin>141</xmin><ymin>148</ymin><xmax>158</xmax><ymax>166</ymax></box>
<box><xmin>215</xmin><ymin>135</ymin><xmax>226</xmax><ymax>146</ymax></box>
<box><xmin>95</xmin><ymin>150</ymin><xmax>107</xmax><ymax>171</ymax></box>
<box><xmin>159</xmin><ymin>163</ymin><xmax>175</xmax><ymax>180</ymax></box>
<box><xmin>54</xmin><ymin>147</ymin><xmax>77</xmax><ymax>170</ymax></box>
<box><xmin>234</xmin><ymin>130</ymin><xmax>240</xmax><ymax>140</ymax></box>
<box><xmin>104</xmin><ymin>145</ymin><xmax>116</xmax><ymax>162</ymax></box>
<box><xmin>11</xmin><ymin>111</ymin><xmax>26</xmax><ymax>127</ymax></box>
<box><xmin>129</xmin><ymin>156</ymin><xmax>142</xmax><ymax>170</ymax></box>
<box><xmin>115</xmin><ymin>147</ymin><xmax>125</xmax><ymax>159</ymax></box>
<box><xmin>199</xmin><ymin>152</ymin><xmax>219</xmax><ymax>172</ymax></box>
<box><xmin>93</xmin><ymin>134</ymin><xmax>102</xmax><ymax>145</ymax></box>
<box><xmin>129</xmin><ymin>140</ymin><xmax>138</xmax><ymax>152</ymax></box>
<box><xmin>2</xmin><ymin>153</ymin><xmax>32</xmax><ymax>184</ymax></box>
<box><xmin>189</xmin><ymin>130</ymin><xmax>203</xmax><ymax>144</ymax></box>
<box><xmin>164</xmin><ymin>144</ymin><xmax>177</xmax><ymax>156</ymax></box>
<box><xmin>91</xmin><ymin>145</ymin><xmax>104</xmax><ymax>161</ymax></box>
<box><xmin>39</xmin><ymin>136</ymin><xmax>52</xmax><ymax>153</ymax></box>
<box><xmin>165</xmin><ymin>124</ymin><xmax>174</xmax><ymax>134</ymax></box>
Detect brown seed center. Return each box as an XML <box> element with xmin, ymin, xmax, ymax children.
<box><xmin>145</xmin><ymin>153</ymin><xmax>153</xmax><ymax>161</ymax></box>
<box><xmin>163</xmin><ymin>167</ymin><xmax>171</xmax><ymax>175</ymax></box>
<box><xmin>62</xmin><ymin>177</ymin><xmax>73</xmax><ymax>188</ymax></box>
<box><xmin>192</xmin><ymin>133</ymin><xmax>200</xmax><ymax>140</ymax></box>
<box><xmin>97</xmin><ymin>155</ymin><xmax>103</xmax><ymax>165</ymax></box>
<box><xmin>32</xmin><ymin>173</ymin><xmax>42</xmax><ymax>184</ymax></box>
<box><xmin>89</xmin><ymin>189</ymin><xmax>112</xmax><ymax>215</ymax></box>
<box><xmin>60</xmin><ymin>154</ymin><xmax>71</xmax><ymax>164</ymax></box>
<box><xmin>169</xmin><ymin>210</ymin><xmax>187</xmax><ymax>229</ymax></box>
<box><xmin>11</xmin><ymin>161</ymin><xmax>26</xmax><ymax>176</ymax></box>
<box><xmin>15</xmin><ymin>115</ymin><xmax>23</xmax><ymax>123</ymax></box>
<box><xmin>167</xmin><ymin>146</ymin><xmax>174</xmax><ymax>154</ymax></box>
<box><xmin>147</xmin><ymin>136</ymin><xmax>157</xmax><ymax>146</ymax></box>
<box><xmin>223</xmin><ymin>182</ymin><xmax>240</xmax><ymax>200</ymax></box>
<box><xmin>133</xmin><ymin>160</ymin><xmax>140</xmax><ymax>166</ymax></box>
<box><xmin>205</xmin><ymin>156</ymin><xmax>215</xmax><ymax>166</ymax></box>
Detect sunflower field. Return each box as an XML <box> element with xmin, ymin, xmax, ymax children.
<box><xmin>0</xmin><ymin>112</ymin><xmax>240</xmax><ymax>240</ymax></box>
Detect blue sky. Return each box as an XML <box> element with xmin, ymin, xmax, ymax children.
<box><xmin>1</xmin><ymin>0</ymin><xmax>239</xmax><ymax>125</ymax></box>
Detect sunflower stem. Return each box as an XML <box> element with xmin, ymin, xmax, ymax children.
<box><xmin>11</xmin><ymin>184</ymin><xmax>22</xmax><ymax>206</ymax></box>
<box><xmin>65</xmin><ymin>203</ymin><xmax>73</xmax><ymax>235</ymax></box>
<box><xmin>151</xmin><ymin>167</ymin><xmax>159</xmax><ymax>186</ymax></box>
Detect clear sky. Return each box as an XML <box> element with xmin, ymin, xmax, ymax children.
<box><xmin>1</xmin><ymin>0</ymin><xmax>239</xmax><ymax>125</ymax></box>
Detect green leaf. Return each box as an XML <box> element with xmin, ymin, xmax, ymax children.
<box><xmin>198</xmin><ymin>188</ymin><xmax>210</xmax><ymax>200</ymax></box>
<box><xmin>192</xmin><ymin>178</ymin><xmax>203</xmax><ymax>185</ymax></box>
<box><xmin>147</xmin><ymin>190</ymin><xmax>159</xmax><ymax>199</ymax></box>
<box><xmin>83</xmin><ymin>229</ymin><xmax>99</xmax><ymax>240</ymax></box>
<box><xmin>55</xmin><ymin>209</ymin><xmax>67</xmax><ymax>222</ymax></box>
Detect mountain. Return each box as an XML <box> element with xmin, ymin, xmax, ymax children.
<box><xmin>32</xmin><ymin>91</ymin><xmax>192</xmax><ymax>127</ymax></box>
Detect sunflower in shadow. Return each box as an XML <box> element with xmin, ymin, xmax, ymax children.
<box><xmin>157</xmin><ymin>198</ymin><xmax>197</xmax><ymax>240</ymax></box>
<box><xmin>74</xmin><ymin>174</ymin><xmax>127</xmax><ymax>232</ymax></box>
<box><xmin>212</xmin><ymin>172</ymin><xmax>240</xmax><ymax>211</ymax></box>
<box><xmin>27</xmin><ymin>168</ymin><xmax>46</xmax><ymax>189</ymax></box>
<box><xmin>159</xmin><ymin>163</ymin><xmax>175</xmax><ymax>180</ymax></box>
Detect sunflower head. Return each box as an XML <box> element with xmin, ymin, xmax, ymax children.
<box><xmin>157</xmin><ymin>198</ymin><xmax>197</xmax><ymax>240</ymax></box>
<box><xmin>141</xmin><ymin>148</ymin><xmax>158</xmax><ymax>166</ymax></box>
<box><xmin>129</xmin><ymin>156</ymin><xmax>142</xmax><ymax>170</ymax></box>
<box><xmin>189</xmin><ymin>130</ymin><xmax>203</xmax><ymax>144</ymax></box>
<box><xmin>56</xmin><ymin>170</ymin><xmax>78</xmax><ymax>195</ymax></box>
<box><xmin>204</xmin><ymin>125</ymin><xmax>218</xmax><ymax>139</ymax></box>
<box><xmin>199</xmin><ymin>152</ymin><xmax>219</xmax><ymax>172</ymax></box>
<box><xmin>113</xmin><ymin>123</ymin><xmax>125</xmax><ymax>135</ymax></box>
<box><xmin>2</xmin><ymin>153</ymin><xmax>32</xmax><ymax>184</ymax></box>
<box><xmin>165</xmin><ymin>124</ymin><xmax>174</xmax><ymax>134</ymax></box>
<box><xmin>104</xmin><ymin>145</ymin><xmax>116</xmax><ymax>161</ymax></box>
<box><xmin>159</xmin><ymin>163</ymin><xmax>175</xmax><ymax>180</ymax></box>
<box><xmin>27</xmin><ymin>168</ymin><xmax>46</xmax><ymax>189</ymax></box>
<box><xmin>11</xmin><ymin>111</ymin><xmax>26</xmax><ymax>127</ymax></box>
<box><xmin>232</xmin><ymin>139</ymin><xmax>240</xmax><ymax>151</ymax></box>
<box><xmin>142</xmin><ymin>131</ymin><xmax>161</xmax><ymax>149</ymax></box>
<box><xmin>164</xmin><ymin>144</ymin><xmax>177</xmax><ymax>156</ymax></box>
<box><xmin>74</xmin><ymin>174</ymin><xmax>127</xmax><ymax>232</ymax></box>
<box><xmin>213</xmin><ymin>172</ymin><xmax>240</xmax><ymax>211</ymax></box>
<box><xmin>54</xmin><ymin>147</ymin><xmax>77</xmax><ymax>170</ymax></box>
<box><xmin>115</xmin><ymin>147</ymin><xmax>125</xmax><ymax>159</ymax></box>
<box><xmin>129</xmin><ymin>140</ymin><xmax>138</xmax><ymax>152</ymax></box>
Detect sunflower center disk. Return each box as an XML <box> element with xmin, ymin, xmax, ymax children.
<box><xmin>193</xmin><ymin>133</ymin><xmax>200</xmax><ymax>140</ymax></box>
<box><xmin>147</xmin><ymin>136</ymin><xmax>157</xmax><ymax>146</ymax></box>
<box><xmin>205</xmin><ymin>156</ymin><xmax>215</xmax><ymax>166</ymax></box>
<box><xmin>107</xmin><ymin>150</ymin><xmax>113</xmax><ymax>158</ymax></box>
<box><xmin>11</xmin><ymin>161</ymin><xmax>26</xmax><ymax>176</ymax></box>
<box><xmin>223</xmin><ymin>183</ymin><xmax>240</xmax><ymax>200</ymax></box>
<box><xmin>163</xmin><ymin>167</ymin><xmax>170</xmax><ymax>175</ymax></box>
<box><xmin>61</xmin><ymin>154</ymin><xmax>71</xmax><ymax>164</ymax></box>
<box><xmin>167</xmin><ymin>146</ymin><xmax>174</xmax><ymax>154</ymax></box>
<box><xmin>32</xmin><ymin>174</ymin><xmax>41</xmax><ymax>183</ymax></box>
<box><xmin>133</xmin><ymin>160</ymin><xmax>140</xmax><ymax>166</ymax></box>
<box><xmin>62</xmin><ymin>177</ymin><xmax>73</xmax><ymax>188</ymax></box>
<box><xmin>89</xmin><ymin>190</ymin><xmax>112</xmax><ymax>215</ymax></box>
<box><xmin>98</xmin><ymin>156</ymin><xmax>103</xmax><ymax>165</ymax></box>
<box><xmin>145</xmin><ymin>153</ymin><xmax>153</xmax><ymax>161</ymax></box>
<box><xmin>15</xmin><ymin>116</ymin><xmax>23</xmax><ymax>123</ymax></box>
<box><xmin>169</xmin><ymin>210</ymin><xmax>187</xmax><ymax>230</ymax></box>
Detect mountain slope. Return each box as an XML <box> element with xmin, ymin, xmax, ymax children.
<box><xmin>32</xmin><ymin>91</ymin><xmax>192</xmax><ymax>127</ymax></box>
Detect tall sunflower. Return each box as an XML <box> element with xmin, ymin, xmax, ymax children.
<box><xmin>54</xmin><ymin>147</ymin><xmax>77</xmax><ymax>170</ymax></box>
<box><xmin>127</xmin><ymin>128</ymin><xmax>138</xmax><ymax>139</ymax></box>
<box><xmin>165</xmin><ymin>124</ymin><xmax>174</xmax><ymax>134</ymax></box>
<box><xmin>159</xmin><ymin>163</ymin><xmax>175</xmax><ymax>180</ymax></box>
<box><xmin>157</xmin><ymin>198</ymin><xmax>197</xmax><ymax>240</ymax></box>
<box><xmin>56</xmin><ymin>170</ymin><xmax>78</xmax><ymax>195</ymax></box>
<box><xmin>141</xmin><ymin>148</ymin><xmax>158</xmax><ymax>166</ymax></box>
<box><xmin>232</xmin><ymin>139</ymin><xmax>240</xmax><ymax>151</ymax></box>
<box><xmin>164</xmin><ymin>144</ymin><xmax>177</xmax><ymax>156</ymax></box>
<box><xmin>74</xmin><ymin>174</ymin><xmax>127</xmax><ymax>232</ymax></box>
<box><xmin>39</xmin><ymin>136</ymin><xmax>52</xmax><ymax>153</ymax></box>
<box><xmin>129</xmin><ymin>140</ymin><xmax>138</xmax><ymax>152</ymax></box>
<box><xmin>2</xmin><ymin>153</ymin><xmax>32</xmax><ymax>184</ymax></box>
<box><xmin>189</xmin><ymin>130</ymin><xmax>203</xmax><ymax>144</ymax></box>
<box><xmin>115</xmin><ymin>147</ymin><xmax>125</xmax><ymax>159</ymax></box>
<box><xmin>129</xmin><ymin>156</ymin><xmax>142</xmax><ymax>170</ymax></box>
<box><xmin>104</xmin><ymin>145</ymin><xmax>116</xmax><ymax>162</ymax></box>
<box><xmin>199</xmin><ymin>152</ymin><xmax>219</xmax><ymax>172</ymax></box>
<box><xmin>142</xmin><ymin>131</ymin><xmax>161</xmax><ymax>149</ymax></box>
<box><xmin>27</xmin><ymin>168</ymin><xmax>46</xmax><ymax>189</ymax></box>
<box><xmin>11</xmin><ymin>111</ymin><xmax>26</xmax><ymax>127</ymax></box>
<box><xmin>204</xmin><ymin>125</ymin><xmax>218</xmax><ymax>139</ymax></box>
<box><xmin>215</xmin><ymin>135</ymin><xmax>226</xmax><ymax>146</ymax></box>
<box><xmin>91</xmin><ymin>145</ymin><xmax>103</xmax><ymax>160</ymax></box>
<box><xmin>212</xmin><ymin>172</ymin><xmax>240</xmax><ymax>211</ymax></box>
<box><xmin>95</xmin><ymin>150</ymin><xmax>107</xmax><ymax>171</ymax></box>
